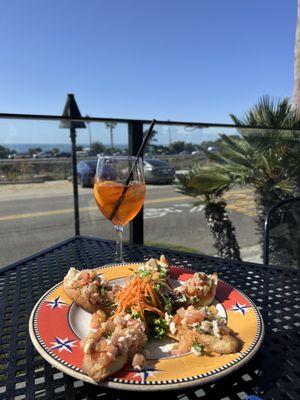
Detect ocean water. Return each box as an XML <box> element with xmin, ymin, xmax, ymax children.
<box><xmin>5</xmin><ymin>143</ymin><xmax>127</xmax><ymax>153</ymax></box>
<box><xmin>7</xmin><ymin>144</ymin><xmax>72</xmax><ymax>153</ymax></box>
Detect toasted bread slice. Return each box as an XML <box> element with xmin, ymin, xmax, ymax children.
<box><xmin>63</xmin><ymin>285</ymin><xmax>102</xmax><ymax>314</ymax></box>
<box><xmin>82</xmin><ymin>351</ymin><xmax>128</xmax><ymax>381</ymax></box>
<box><xmin>81</xmin><ymin>314</ymin><xmax>147</xmax><ymax>382</ymax></box>
<box><xmin>196</xmin><ymin>272</ymin><xmax>218</xmax><ymax>307</ymax></box>
<box><xmin>173</xmin><ymin>325</ymin><xmax>242</xmax><ymax>355</ymax></box>
<box><xmin>195</xmin><ymin>331</ymin><xmax>242</xmax><ymax>354</ymax></box>
<box><xmin>63</xmin><ymin>267</ymin><xmax>116</xmax><ymax>314</ymax></box>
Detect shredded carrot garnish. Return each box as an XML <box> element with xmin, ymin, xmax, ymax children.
<box><xmin>113</xmin><ymin>276</ymin><xmax>164</xmax><ymax>328</ymax></box>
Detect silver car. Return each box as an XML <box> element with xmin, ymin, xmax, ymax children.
<box><xmin>143</xmin><ymin>159</ymin><xmax>175</xmax><ymax>184</ymax></box>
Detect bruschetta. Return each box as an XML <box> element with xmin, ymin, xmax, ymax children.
<box><xmin>63</xmin><ymin>267</ymin><xmax>119</xmax><ymax>314</ymax></box>
<box><xmin>174</xmin><ymin>272</ymin><xmax>218</xmax><ymax>307</ymax></box>
<box><xmin>81</xmin><ymin>314</ymin><xmax>147</xmax><ymax>381</ymax></box>
<box><xmin>166</xmin><ymin>305</ymin><xmax>242</xmax><ymax>356</ymax></box>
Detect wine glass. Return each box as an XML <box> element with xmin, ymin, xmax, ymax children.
<box><xmin>93</xmin><ymin>156</ymin><xmax>146</xmax><ymax>263</ymax></box>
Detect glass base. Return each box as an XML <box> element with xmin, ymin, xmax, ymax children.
<box><xmin>114</xmin><ymin>256</ymin><xmax>125</xmax><ymax>264</ymax></box>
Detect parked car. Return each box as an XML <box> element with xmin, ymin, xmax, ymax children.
<box><xmin>9</xmin><ymin>152</ymin><xmax>30</xmax><ymax>159</ymax></box>
<box><xmin>143</xmin><ymin>159</ymin><xmax>175</xmax><ymax>184</ymax></box>
<box><xmin>56</xmin><ymin>151</ymin><xmax>71</xmax><ymax>158</ymax></box>
<box><xmin>77</xmin><ymin>159</ymin><xmax>97</xmax><ymax>187</ymax></box>
<box><xmin>33</xmin><ymin>151</ymin><xmax>53</xmax><ymax>158</ymax></box>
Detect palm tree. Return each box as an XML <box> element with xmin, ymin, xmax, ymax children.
<box><xmin>180</xmin><ymin>96</ymin><xmax>300</xmax><ymax>265</ymax></box>
<box><xmin>105</xmin><ymin>122</ymin><xmax>117</xmax><ymax>149</ymax></box>
<box><xmin>229</xmin><ymin>96</ymin><xmax>300</xmax><ymax>266</ymax></box>
<box><xmin>293</xmin><ymin>0</ymin><xmax>300</xmax><ymax>110</ymax></box>
<box><xmin>176</xmin><ymin>165</ymin><xmax>241</xmax><ymax>260</ymax></box>
<box><xmin>178</xmin><ymin>133</ymin><xmax>296</xmax><ymax>264</ymax></box>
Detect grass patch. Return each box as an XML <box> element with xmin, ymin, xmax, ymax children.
<box><xmin>144</xmin><ymin>241</ymin><xmax>201</xmax><ymax>254</ymax></box>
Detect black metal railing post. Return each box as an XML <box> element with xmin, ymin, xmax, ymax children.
<box><xmin>59</xmin><ymin>94</ymin><xmax>86</xmax><ymax>236</ymax></box>
<box><xmin>128</xmin><ymin>121</ymin><xmax>144</xmax><ymax>244</ymax></box>
<box><xmin>70</xmin><ymin>127</ymin><xmax>80</xmax><ymax>235</ymax></box>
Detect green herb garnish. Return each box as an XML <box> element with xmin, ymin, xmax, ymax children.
<box><xmin>131</xmin><ymin>311</ymin><xmax>141</xmax><ymax>319</ymax></box>
<box><xmin>146</xmin><ymin>313</ymin><xmax>167</xmax><ymax>340</ymax></box>
<box><xmin>161</xmin><ymin>294</ymin><xmax>172</xmax><ymax>314</ymax></box>
<box><xmin>99</xmin><ymin>285</ymin><xmax>108</xmax><ymax>296</ymax></box>
<box><xmin>191</xmin><ymin>339</ymin><xmax>205</xmax><ymax>355</ymax></box>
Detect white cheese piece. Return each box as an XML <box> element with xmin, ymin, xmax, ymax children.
<box><xmin>170</xmin><ymin>322</ymin><xmax>177</xmax><ymax>335</ymax></box>
<box><xmin>75</xmin><ymin>271</ymin><xmax>82</xmax><ymax>280</ymax></box>
<box><xmin>159</xmin><ymin>343</ymin><xmax>175</xmax><ymax>353</ymax></box>
<box><xmin>165</xmin><ymin>313</ymin><xmax>172</xmax><ymax>324</ymax></box>
<box><xmin>191</xmin><ymin>346</ymin><xmax>203</xmax><ymax>356</ymax></box>
<box><xmin>212</xmin><ymin>320</ymin><xmax>221</xmax><ymax>338</ymax></box>
<box><xmin>201</xmin><ymin>320</ymin><xmax>212</xmax><ymax>333</ymax></box>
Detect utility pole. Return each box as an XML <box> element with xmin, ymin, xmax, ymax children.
<box><xmin>110</xmin><ymin>124</ymin><xmax>114</xmax><ymax>149</ymax></box>
<box><xmin>167</xmin><ymin>120</ymin><xmax>172</xmax><ymax>145</ymax></box>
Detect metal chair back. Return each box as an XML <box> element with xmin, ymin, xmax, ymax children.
<box><xmin>263</xmin><ymin>196</ymin><xmax>300</xmax><ymax>265</ymax></box>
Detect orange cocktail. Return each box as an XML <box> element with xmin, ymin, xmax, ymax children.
<box><xmin>94</xmin><ymin>180</ymin><xmax>146</xmax><ymax>226</ymax></box>
<box><xmin>93</xmin><ymin>156</ymin><xmax>145</xmax><ymax>263</ymax></box>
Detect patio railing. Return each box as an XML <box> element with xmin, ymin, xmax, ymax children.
<box><xmin>1</xmin><ymin>105</ymin><xmax>300</xmax><ymax>268</ymax></box>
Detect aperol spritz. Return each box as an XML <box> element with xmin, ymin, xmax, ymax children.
<box><xmin>94</xmin><ymin>156</ymin><xmax>145</xmax><ymax>262</ymax></box>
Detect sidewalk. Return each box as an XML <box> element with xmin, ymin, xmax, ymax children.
<box><xmin>213</xmin><ymin>244</ymin><xmax>261</xmax><ymax>264</ymax></box>
<box><xmin>0</xmin><ymin>180</ymin><xmax>73</xmax><ymax>201</ymax></box>
<box><xmin>240</xmin><ymin>244</ymin><xmax>262</xmax><ymax>263</ymax></box>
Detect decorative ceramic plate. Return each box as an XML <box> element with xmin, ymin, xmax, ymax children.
<box><xmin>29</xmin><ymin>263</ymin><xmax>264</xmax><ymax>391</ymax></box>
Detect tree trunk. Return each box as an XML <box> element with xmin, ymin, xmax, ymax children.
<box><xmin>205</xmin><ymin>199</ymin><xmax>241</xmax><ymax>260</ymax></box>
<box><xmin>293</xmin><ymin>0</ymin><xmax>300</xmax><ymax>109</ymax></box>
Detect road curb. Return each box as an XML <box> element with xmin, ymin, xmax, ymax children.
<box><xmin>0</xmin><ymin>178</ymin><xmax>45</xmax><ymax>185</ymax></box>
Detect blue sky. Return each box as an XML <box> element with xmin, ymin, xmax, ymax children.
<box><xmin>0</xmin><ymin>0</ymin><xmax>297</xmax><ymax>144</ymax></box>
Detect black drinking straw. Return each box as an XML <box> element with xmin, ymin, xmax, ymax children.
<box><xmin>109</xmin><ymin>119</ymin><xmax>156</xmax><ymax>221</ymax></box>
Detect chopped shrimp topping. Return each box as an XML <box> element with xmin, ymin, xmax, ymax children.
<box><xmin>174</xmin><ymin>272</ymin><xmax>215</xmax><ymax>301</ymax></box>
<box><xmin>82</xmin><ymin>314</ymin><xmax>147</xmax><ymax>368</ymax></box>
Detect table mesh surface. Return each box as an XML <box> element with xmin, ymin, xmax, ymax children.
<box><xmin>0</xmin><ymin>236</ymin><xmax>299</xmax><ymax>400</ymax></box>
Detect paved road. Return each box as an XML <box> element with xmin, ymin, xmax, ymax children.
<box><xmin>0</xmin><ymin>181</ymin><xmax>257</xmax><ymax>268</ymax></box>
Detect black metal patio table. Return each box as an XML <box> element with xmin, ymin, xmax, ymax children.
<box><xmin>0</xmin><ymin>235</ymin><xmax>299</xmax><ymax>400</ymax></box>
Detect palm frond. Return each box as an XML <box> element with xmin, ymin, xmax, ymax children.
<box><xmin>176</xmin><ymin>164</ymin><xmax>234</xmax><ymax>200</ymax></box>
<box><xmin>274</xmin><ymin>180</ymin><xmax>294</xmax><ymax>193</ymax></box>
<box><xmin>230</xmin><ymin>95</ymin><xmax>300</xmax><ymax>129</ymax></box>
<box><xmin>218</xmin><ymin>134</ymin><xmax>253</xmax><ymax>155</ymax></box>
<box><xmin>199</xmin><ymin>144</ymin><xmax>230</xmax><ymax>164</ymax></box>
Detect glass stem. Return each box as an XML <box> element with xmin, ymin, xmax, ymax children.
<box><xmin>114</xmin><ymin>225</ymin><xmax>124</xmax><ymax>263</ymax></box>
